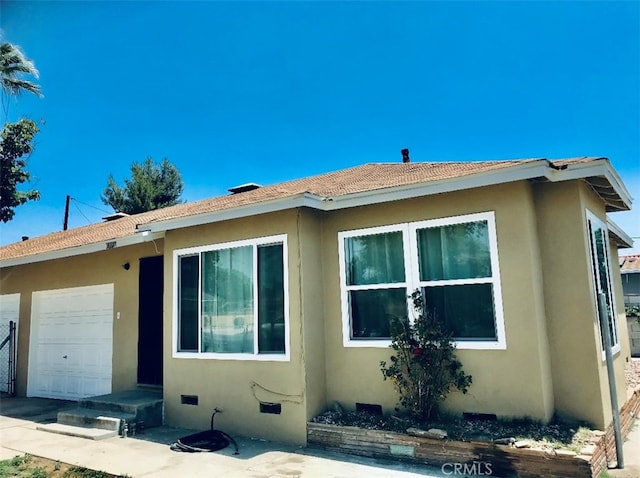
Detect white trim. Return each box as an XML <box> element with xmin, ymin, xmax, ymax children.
<box><xmin>146</xmin><ymin>193</ymin><xmax>324</xmax><ymax>234</ymax></box>
<box><xmin>607</xmin><ymin>217</ymin><xmax>634</xmax><ymax>249</ymax></box>
<box><xmin>338</xmin><ymin>212</ymin><xmax>506</xmax><ymax>350</ymax></box>
<box><xmin>172</xmin><ymin>234</ymin><xmax>290</xmax><ymax>361</ymax></box>
<box><xmin>549</xmin><ymin>160</ymin><xmax>632</xmax><ymax>209</ymax></box>
<box><xmin>585</xmin><ymin>210</ymin><xmax>621</xmax><ymax>359</ymax></box>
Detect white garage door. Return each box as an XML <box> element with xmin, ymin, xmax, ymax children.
<box><xmin>28</xmin><ymin>284</ymin><xmax>114</xmax><ymax>400</ymax></box>
<box><xmin>0</xmin><ymin>293</ymin><xmax>20</xmax><ymax>394</ymax></box>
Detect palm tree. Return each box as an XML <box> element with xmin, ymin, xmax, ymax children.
<box><xmin>0</xmin><ymin>42</ymin><xmax>42</xmax><ymax>98</ymax></box>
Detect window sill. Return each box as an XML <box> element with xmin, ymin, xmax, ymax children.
<box><xmin>173</xmin><ymin>351</ymin><xmax>290</xmax><ymax>362</ymax></box>
<box><xmin>343</xmin><ymin>339</ymin><xmax>507</xmax><ymax>350</ymax></box>
<box><xmin>600</xmin><ymin>344</ymin><xmax>621</xmax><ymax>362</ymax></box>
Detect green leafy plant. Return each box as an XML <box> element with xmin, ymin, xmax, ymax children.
<box><xmin>626</xmin><ymin>305</ymin><xmax>640</xmax><ymax>321</ymax></box>
<box><xmin>29</xmin><ymin>466</ymin><xmax>48</xmax><ymax>478</ymax></box>
<box><xmin>380</xmin><ymin>289</ymin><xmax>472</xmax><ymax>421</ymax></box>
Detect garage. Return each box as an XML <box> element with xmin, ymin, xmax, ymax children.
<box><xmin>27</xmin><ymin>284</ymin><xmax>114</xmax><ymax>400</ymax></box>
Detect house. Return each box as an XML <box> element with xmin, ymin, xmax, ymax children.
<box><xmin>0</xmin><ymin>156</ymin><xmax>634</xmax><ymax>445</ymax></box>
<box><xmin>621</xmin><ymin>254</ymin><xmax>640</xmax><ymax>356</ymax></box>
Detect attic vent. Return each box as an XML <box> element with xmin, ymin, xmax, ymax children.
<box><xmin>228</xmin><ymin>183</ymin><xmax>262</xmax><ymax>194</ymax></box>
<box><xmin>102</xmin><ymin>212</ymin><xmax>130</xmax><ymax>222</ymax></box>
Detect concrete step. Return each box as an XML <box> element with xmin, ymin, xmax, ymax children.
<box><xmin>36</xmin><ymin>422</ymin><xmax>118</xmax><ymax>440</ymax></box>
<box><xmin>78</xmin><ymin>389</ymin><xmax>163</xmax><ymax>429</ymax></box>
<box><xmin>57</xmin><ymin>408</ymin><xmax>136</xmax><ymax>434</ymax></box>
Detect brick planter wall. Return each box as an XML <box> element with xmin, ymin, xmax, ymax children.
<box><xmin>307</xmin><ymin>390</ymin><xmax>640</xmax><ymax>478</ymax></box>
<box><xmin>589</xmin><ymin>388</ymin><xmax>640</xmax><ymax>476</ymax></box>
<box><xmin>308</xmin><ymin>422</ymin><xmax>590</xmax><ymax>478</ymax></box>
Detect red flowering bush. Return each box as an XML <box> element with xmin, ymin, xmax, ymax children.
<box><xmin>380</xmin><ymin>290</ymin><xmax>472</xmax><ymax>421</ymax></box>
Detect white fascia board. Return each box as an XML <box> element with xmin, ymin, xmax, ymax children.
<box><xmin>139</xmin><ymin>192</ymin><xmax>326</xmax><ymax>233</ymax></box>
<box><xmin>0</xmin><ymin>231</ymin><xmax>165</xmax><ymax>268</ymax></box>
<box><xmin>545</xmin><ymin>160</ymin><xmax>633</xmax><ymax>210</ymax></box>
<box><xmin>321</xmin><ymin>160</ymin><xmax>551</xmax><ymax>211</ymax></box>
<box><xmin>607</xmin><ymin>217</ymin><xmax>634</xmax><ymax>249</ymax></box>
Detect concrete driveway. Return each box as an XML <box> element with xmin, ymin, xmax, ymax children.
<box><xmin>0</xmin><ymin>396</ymin><xmax>450</xmax><ymax>478</ymax></box>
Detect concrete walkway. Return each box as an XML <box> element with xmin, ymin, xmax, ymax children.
<box><xmin>607</xmin><ymin>418</ymin><xmax>640</xmax><ymax>478</ymax></box>
<box><xmin>0</xmin><ymin>397</ymin><xmax>447</xmax><ymax>478</ymax></box>
<box><xmin>3</xmin><ymin>396</ymin><xmax>640</xmax><ymax>478</ymax></box>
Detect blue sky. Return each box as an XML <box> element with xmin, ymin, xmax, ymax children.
<box><xmin>1</xmin><ymin>1</ymin><xmax>639</xmax><ymax>252</ymax></box>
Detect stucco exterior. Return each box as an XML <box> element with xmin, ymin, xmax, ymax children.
<box><xmin>0</xmin><ymin>158</ymin><xmax>633</xmax><ymax>444</ymax></box>
<box><xmin>320</xmin><ymin>181</ymin><xmax>556</xmax><ymax>423</ymax></box>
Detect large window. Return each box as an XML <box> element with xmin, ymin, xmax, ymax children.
<box><xmin>174</xmin><ymin>235</ymin><xmax>288</xmax><ymax>360</ymax></box>
<box><xmin>339</xmin><ymin>212</ymin><xmax>506</xmax><ymax>349</ymax></box>
<box><xmin>586</xmin><ymin>211</ymin><xmax>620</xmax><ymax>355</ymax></box>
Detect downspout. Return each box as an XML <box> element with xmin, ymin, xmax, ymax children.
<box><xmin>598</xmin><ymin>292</ymin><xmax>624</xmax><ymax>469</ymax></box>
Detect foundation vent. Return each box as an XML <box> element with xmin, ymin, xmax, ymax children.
<box><xmin>181</xmin><ymin>395</ymin><xmax>199</xmax><ymax>406</ymax></box>
<box><xmin>259</xmin><ymin>402</ymin><xmax>281</xmax><ymax>414</ymax></box>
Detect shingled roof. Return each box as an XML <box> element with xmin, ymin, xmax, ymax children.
<box><xmin>0</xmin><ymin>157</ymin><xmax>632</xmax><ymax>265</ymax></box>
<box><xmin>621</xmin><ymin>255</ymin><xmax>640</xmax><ymax>273</ymax></box>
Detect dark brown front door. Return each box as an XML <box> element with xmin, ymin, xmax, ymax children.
<box><xmin>138</xmin><ymin>255</ymin><xmax>163</xmax><ymax>386</ymax></box>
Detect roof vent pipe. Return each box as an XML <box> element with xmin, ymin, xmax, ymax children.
<box><xmin>401</xmin><ymin>148</ymin><xmax>410</xmax><ymax>163</ymax></box>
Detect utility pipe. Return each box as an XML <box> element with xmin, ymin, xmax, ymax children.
<box><xmin>598</xmin><ymin>292</ymin><xmax>624</xmax><ymax>469</ymax></box>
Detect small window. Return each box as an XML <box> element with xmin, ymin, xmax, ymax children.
<box><xmin>174</xmin><ymin>235</ymin><xmax>289</xmax><ymax>360</ymax></box>
<box><xmin>586</xmin><ymin>211</ymin><xmax>619</xmax><ymax>354</ymax></box>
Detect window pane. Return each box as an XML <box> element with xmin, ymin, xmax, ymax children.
<box><xmin>350</xmin><ymin>288</ymin><xmax>407</xmax><ymax>339</ymax></box>
<box><xmin>418</xmin><ymin>221</ymin><xmax>491</xmax><ymax>281</ymax></box>
<box><xmin>345</xmin><ymin>232</ymin><xmax>405</xmax><ymax>285</ymax></box>
<box><xmin>178</xmin><ymin>255</ymin><xmax>199</xmax><ymax>351</ymax></box>
<box><xmin>590</xmin><ymin>223</ymin><xmax>617</xmax><ymax>346</ymax></box>
<box><xmin>258</xmin><ymin>244</ymin><xmax>285</xmax><ymax>353</ymax></box>
<box><xmin>424</xmin><ymin>284</ymin><xmax>497</xmax><ymax>340</ymax></box>
<box><xmin>201</xmin><ymin>247</ymin><xmax>254</xmax><ymax>353</ymax></box>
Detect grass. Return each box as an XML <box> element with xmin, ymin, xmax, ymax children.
<box><xmin>311</xmin><ymin>409</ymin><xmax>597</xmax><ymax>453</ymax></box>
<box><xmin>0</xmin><ymin>454</ymin><xmax>131</xmax><ymax>478</ymax></box>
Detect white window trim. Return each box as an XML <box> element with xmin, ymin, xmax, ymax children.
<box><xmin>338</xmin><ymin>212</ymin><xmax>507</xmax><ymax>350</ymax></box>
<box><xmin>585</xmin><ymin>210</ymin><xmax>621</xmax><ymax>359</ymax></box>
<box><xmin>172</xmin><ymin>234</ymin><xmax>290</xmax><ymax>361</ymax></box>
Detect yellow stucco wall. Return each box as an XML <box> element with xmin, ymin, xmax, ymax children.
<box><xmin>0</xmin><ymin>241</ymin><xmax>163</xmax><ymax>396</ymax></box>
<box><xmin>320</xmin><ymin>181</ymin><xmax>556</xmax><ymax>422</ymax></box>
<box><xmin>161</xmin><ymin>209</ymin><xmax>310</xmax><ymax>444</ymax></box>
<box><xmin>297</xmin><ymin>209</ymin><xmax>328</xmax><ymax>421</ymax></box>
<box><xmin>534</xmin><ymin>181</ymin><xmax>628</xmax><ymax>429</ymax></box>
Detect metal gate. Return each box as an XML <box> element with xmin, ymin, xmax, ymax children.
<box><xmin>0</xmin><ymin>321</ymin><xmax>17</xmax><ymax>396</ymax></box>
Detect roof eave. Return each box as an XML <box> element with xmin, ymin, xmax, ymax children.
<box><xmin>607</xmin><ymin>217</ymin><xmax>634</xmax><ymax>249</ymax></box>
<box><xmin>138</xmin><ymin>192</ymin><xmax>327</xmax><ymax>233</ymax></box>
<box><xmin>320</xmin><ymin>160</ymin><xmax>552</xmax><ymax>210</ymax></box>
<box><xmin>545</xmin><ymin>159</ymin><xmax>632</xmax><ymax>211</ymax></box>
<box><xmin>0</xmin><ymin>231</ymin><xmax>165</xmax><ymax>268</ymax></box>
<box><xmin>124</xmin><ymin>159</ymin><xmax>634</xmax><ymax>231</ymax></box>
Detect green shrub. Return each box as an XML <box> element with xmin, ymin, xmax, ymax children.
<box><xmin>380</xmin><ymin>290</ymin><xmax>472</xmax><ymax>421</ymax></box>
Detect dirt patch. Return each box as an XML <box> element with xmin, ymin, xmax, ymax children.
<box><xmin>0</xmin><ymin>454</ymin><xmax>124</xmax><ymax>478</ymax></box>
